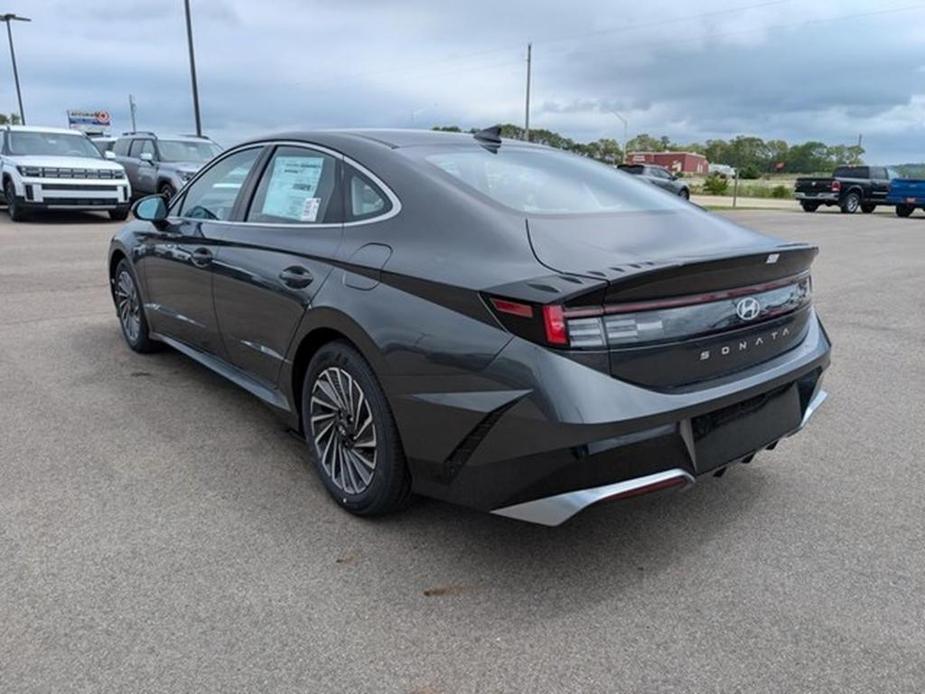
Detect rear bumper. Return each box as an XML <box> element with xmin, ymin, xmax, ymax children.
<box><xmin>396</xmin><ymin>311</ymin><xmax>832</xmax><ymax>524</ymax></box>
<box><xmin>794</xmin><ymin>192</ymin><xmax>838</xmax><ymax>202</ymax></box>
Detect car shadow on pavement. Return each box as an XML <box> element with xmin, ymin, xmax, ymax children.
<box><xmin>0</xmin><ymin>207</ymin><xmax>121</xmax><ymax>225</ymax></box>
<box><xmin>77</xmin><ymin>319</ymin><xmax>768</xmax><ymax>624</ymax></box>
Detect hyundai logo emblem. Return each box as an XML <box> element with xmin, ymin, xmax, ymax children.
<box><xmin>736</xmin><ymin>297</ymin><xmax>761</xmax><ymax>321</ymax></box>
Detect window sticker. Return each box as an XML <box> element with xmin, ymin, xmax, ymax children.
<box><xmin>262</xmin><ymin>155</ymin><xmax>325</xmax><ymax>221</ymax></box>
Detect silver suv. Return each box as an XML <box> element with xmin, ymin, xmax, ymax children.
<box><xmin>113</xmin><ymin>132</ymin><xmax>222</xmax><ymax>200</ymax></box>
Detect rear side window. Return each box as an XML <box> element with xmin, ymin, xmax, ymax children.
<box><xmin>178</xmin><ymin>147</ymin><xmax>261</xmax><ymax>221</ymax></box>
<box><xmin>246</xmin><ymin>146</ymin><xmax>341</xmax><ymax>224</ymax></box>
<box><xmin>345</xmin><ymin>165</ymin><xmax>391</xmax><ymax>221</ymax></box>
<box><xmin>834</xmin><ymin>166</ymin><xmax>867</xmax><ymax>179</ymax></box>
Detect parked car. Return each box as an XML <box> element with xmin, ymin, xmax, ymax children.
<box><xmin>1</xmin><ymin>125</ymin><xmax>131</xmax><ymax>221</ymax></box>
<box><xmin>885</xmin><ymin>178</ymin><xmax>925</xmax><ymax>217</ymax></box>
<box><xmin>794</xmin><ymin>165</ymin><xmax>898</xmax><ymax>213</ymax></box>
<box><xmin>113</xmin><ymin>132</ymin><xmax>222</xmax><ymax>200</ymax></box>
<box><xmin>108</xmin><ymin>128</ymin><xmax>830</xmax><ymax>526</ymax></box>
<box><xmin>90</xmin><ymin>136</ymin><xmax>117</xmax><ymax>157</ymax></box>
<box><xmin>618</xmin><ymin>163</ymin><xmax>690</xmax><ymax>198</ymax></box>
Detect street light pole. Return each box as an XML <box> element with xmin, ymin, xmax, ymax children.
<box><xmin>183</xmin><ymin>0</ymin><xmax>202</xmax><ymax>136</ymax></box>
<box><xmin>610</xmin><ymin>111</ymin><xmax>628</xmax><ymax>163</ymax></box>
<box><xmin>0</xmin><ymin>14</ymin><xmax>30</xmax><ymax>125</ymax></box>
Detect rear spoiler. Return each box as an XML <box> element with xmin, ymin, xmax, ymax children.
<box><xmin>484</xmin><ymin>245</ymin><xmax>818</xmax><ymax>307</ymax></box>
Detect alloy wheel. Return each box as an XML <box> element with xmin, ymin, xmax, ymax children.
<box><xmin>310</xmin><ymin>366</ymin><xmax>377</xmax><ymax>495</ymax></box>
<box><xmin>115</xmin><ymin>270</ymin><xmax>141</xmax><ymax>343</ymax></box>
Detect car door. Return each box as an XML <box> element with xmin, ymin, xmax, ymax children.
<box><xmin>137</xmin><ymin>146</ymin><xmax>264</xmax><ymax>355</ymax></box>
<box><xmin>135</xmin><ymin>139</ymin><xmax>158</xmax><ymax>195</ymax></box>
<box><xmin>209</xmin><ymin>144</ymin><xmax>345</xmax><ymax>385</ymax></box>
<box><xmin>869</xmin><ymin>166</ymin><xmax>890</xmax><ymax>203</ymax></box>
<box><xmin>115</xmin><ymin>139</ymin><xmax>140</xmax><ymax>192</ymax></box>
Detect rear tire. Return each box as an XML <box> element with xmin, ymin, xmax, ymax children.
<box><xmin>861</xmin><ymin>203</ymin><xmax>876</xmax><ymax>214</ymax></box>
<box><xmin>840</xmin><ymin>191</ymin><xmax>861</xmax><ymax>214</ymax></box>
<box><xmin>800</xmin><ymin>201</ymin><xmax>820</xmax><ymax>213</ymax></box>
<box><xmin>4</xmin><ymin>180</ymin><xmax>27</xmax><ymax>221</ymax></box>
<box><xmin>113</xmin><ymin>260</ymin><xmax>160</xmax><ymax>353</ymax></box>
<box><xmin>896</xmin><ymin>204</ymin><xmax>915</xmax><ymax>218</ymax></box>
<box><xmin>302</xmin><ymin>341</ymin><xmax>412</xmax><ymax>517</ymax></box>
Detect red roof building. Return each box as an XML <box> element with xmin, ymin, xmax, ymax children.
<box><xmin>626</xmin><ymin>151</ymin><xmax>709</xmax><ymax>175</ymax></box>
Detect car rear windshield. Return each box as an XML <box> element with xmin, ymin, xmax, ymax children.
<box><xmin>8</xmin><ymin>131</ymin><xmax>101</xmax><ymax>158</ymax></box>
<box><xmin>158</xmin><ymin>140</ymin><xmax>222</xmax><ymax>163</ymax></box>
<box><xmin>414</xmin><ymin>146</ymin><xmax>688</xmax><ymax>215</ymax></box>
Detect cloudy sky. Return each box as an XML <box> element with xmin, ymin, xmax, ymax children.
<box><xmin>5</xmin><ymin>0</ymin><xmax>925</xmax><ymax>162</ymax></box>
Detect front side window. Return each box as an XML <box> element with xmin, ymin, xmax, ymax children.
<box><xmin>246</xmin><ymin>146</ymin><xmax>340</xmax><ymax>224</ymax></box>
<box><xmin>157</xmin><ymin>139</ymin><xmax>222</xmax><ymax>163</ymax></box>
<box><xmin>178</xmin><ymin>147</ymin><xmax>261</xmax><ymax>221</ymax></box>
<box><xmin>414</xmin><ymin>145</ymin><xmax>690</xmax><ymax>215</ymax></box>
<box><xmin>346</xmin><ymin>165</ymin><xmax>390</xmax><ymax>221</ymax></box>
<box><xmin>138</xmin><ymin>140</ymin><xmax>156</xmax><ymax>159</ymax></box>
<box><xmin>7</xmin><ymin>131</ymin><xmax>101</xmax><ymax>158</ymax></box>
<box><xmin>113</xmin><ymin>138</ymin><xmax>130</xmax><ymax>156</ymax></box>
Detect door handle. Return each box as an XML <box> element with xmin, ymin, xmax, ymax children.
<box><xmin>279</xmin><ymin>266</ymin><xmax>313</xmax><ymax>289</ymax></box>
<box><xmin>191</xmin><ymin>247</ymin><xmax>212</xmax><ymax>267</ymax></box>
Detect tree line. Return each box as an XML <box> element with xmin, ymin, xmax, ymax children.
<box><xmin>433</xmin><ymin>124</ymin><xmax>865</xmax><ymax>176</ymax></box>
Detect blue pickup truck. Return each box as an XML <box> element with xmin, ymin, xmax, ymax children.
<box><xmin>887</xmin><ymin>179</ymin><xmax>925</xmax><ymax>217</ymax></box>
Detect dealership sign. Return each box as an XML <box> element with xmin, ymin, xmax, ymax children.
<box><xmin>67</xmin><ymin>110</ymin><xmax>111</xmax><ymax>134</ymax></box>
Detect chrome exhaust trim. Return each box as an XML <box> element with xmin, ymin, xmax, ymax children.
<box><xmin>798</xmin><ymin>389</ymin><xmax>828</xmax><ymax>430</ymax></box>
<box><xmin>491</xmin><ymin>468</ymin><xmax>695</xmax><ymax>527</ymax></box>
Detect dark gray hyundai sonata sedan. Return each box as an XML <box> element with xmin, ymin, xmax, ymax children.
<box><xmin>107</xmin><ymin>127</ymin><xmax>830</xmax><ymax>525</ymax></box>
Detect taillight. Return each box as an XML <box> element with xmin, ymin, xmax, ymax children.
<box><xmin>831</xmin><ymin>180</ymin><xmax>841</xmax><ymax>193</ymax></box>
<box><xmin>542</xmin><ymin>305</ymin><xmax>568</xmax><ymax>345</ymax></box>
<box><xmin>488</xmin><ymin>274</ymin><xmax>811</xmax><ymax>350</ymax></box>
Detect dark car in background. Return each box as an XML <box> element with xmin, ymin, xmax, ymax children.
<box><xmin>618</xmin><ymin>163</ymin><xmax>690</xmax><ymax>199</ymax></box>
<box><xmin>794</xmin><ymin>165</ymin><xmax>898</xmax><ymax>213</ymax></box>
<box><xmin>113</xmin><ymin>132</ymin><xmax>222</xmax><ymax>200</ymax></box>
<box><xmin>108</xmin><ymin>128</ymin><xmax>830</xmax><ymax>526</ymax></box>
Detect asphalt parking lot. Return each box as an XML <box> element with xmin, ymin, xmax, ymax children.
<box><xmin>1</xmin><ymin>207</ymin><xmax>924</xmax><ymax>692</ymax></box>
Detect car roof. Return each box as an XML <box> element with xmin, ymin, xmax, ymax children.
<box><xmin>238</xmin><ymin>128</ymin><xmax>545</xmax><ymax>151</ymax></box>
<box><xmin>5</xmin><ymin>125</ymin><xmax>86</xmax><ymax>136</ymax></box>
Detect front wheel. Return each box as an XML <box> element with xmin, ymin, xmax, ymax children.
<box><xmin>801</xmin><ymin>201</ymin><xmax>820</xmax><ymax>213</ymax></box>
<box><xmin>113</xmin><ymin>260</ymin><xmax>160</xmax><ymax>353</ymax></box>
<box><xmin>896</xmin><ymin>204</ymin><xmax>915</xmax><ymax>218</ymax></box>
<box><xmin>678</xmin><ymin>188</ymin><xmax>690</xmax><ymax>200</ymax></box>
<box><xmin>840</xmin><ymin>192</ymin><xmax>861</xmax><ymax>214</ymax></box>
<box><xmin>4</xmin><ymin>180</ymin><xmax>27</xmax><ymax>221</ymax></box>
<box><xmin>302</xmin><ymin>341</ymin><xmax>412</xmax><ymax>517</ymax></box>
<box><xmin>159</xmin><ymin>183</ymin><xmax>176</xmax><ymax>201</ymax></box>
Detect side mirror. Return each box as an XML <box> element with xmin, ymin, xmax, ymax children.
<box><xmin>132</xmin><ymin>194</ymin><xmax>168</xmax><ymax>224</ymax></box>
<box><xmin>139</xmin><ymin>152</ymin><xmax>154</xmax><ymax>163</ymax></box>
<box><xmin>104</xmin><ymin>150</ymin><xmax>116</xmax><ymax>160</ymax></box>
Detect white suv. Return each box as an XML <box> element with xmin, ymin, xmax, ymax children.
<box><xmin>1</xmin><ymin>126</ymin><xmax>132</xmax><ymax>221</ymax></box>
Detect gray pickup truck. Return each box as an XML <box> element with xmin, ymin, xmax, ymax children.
<box><xmin>112</xmin><ymin>132</ymin><xmax>222</xmax><ymax>200</ymax></box>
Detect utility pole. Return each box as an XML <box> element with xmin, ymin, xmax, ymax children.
<box><xmin>129</xmin><ymin>94</ymin><xmax>137</xmax><ymax>132</ymax></box>
<box><xmin>611</xmin><ymin>111</ymin><xmax>628</xmax><ymax>163</ymax></box>
<box><xmin>0</xmin><ymin>14</ymin><xmax>30</xmax><ymax>125</ymax></box>
<box><xmin>183</xmin><ymin>0</ymin><xmax>202</xmax><ymax>136</ymax></box>
<box><xmin>524</xmin><ymin>42</ymin><xmax>531</xmax><ymax>142</ymax></box>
